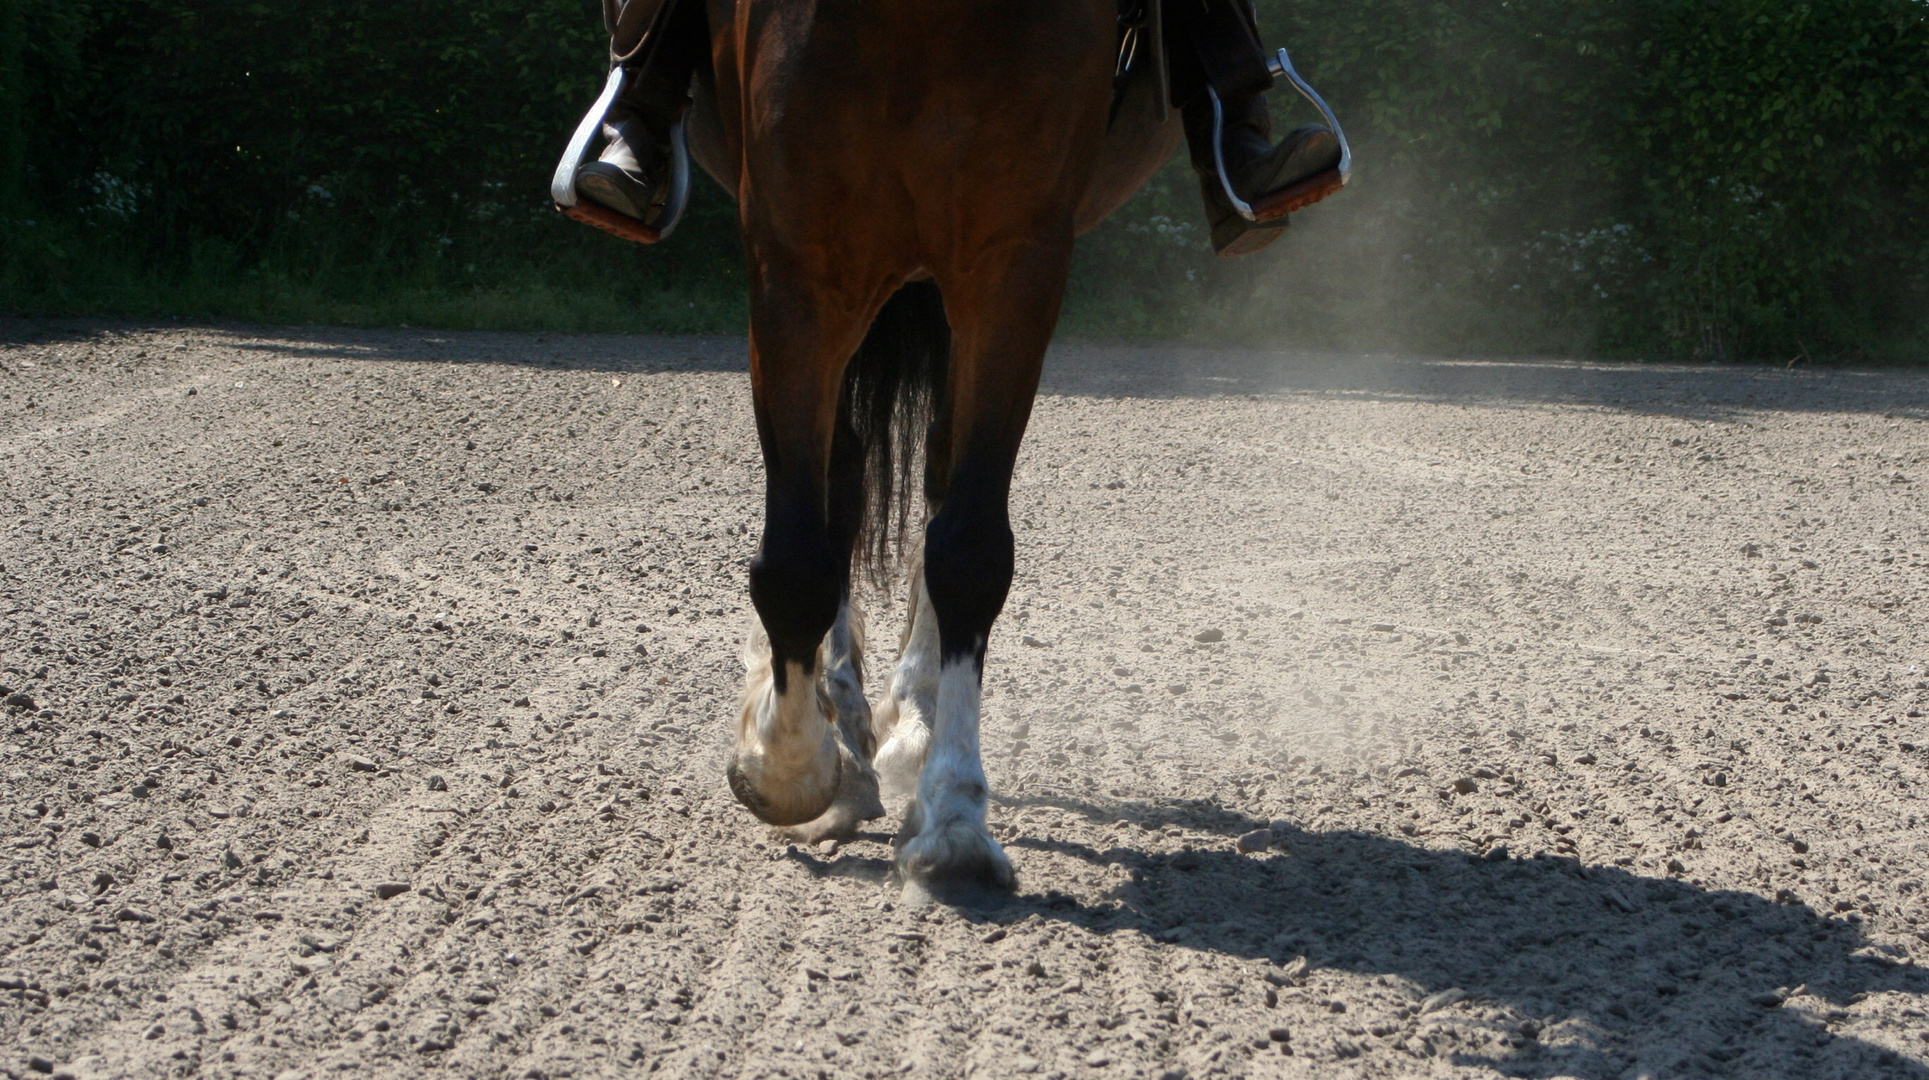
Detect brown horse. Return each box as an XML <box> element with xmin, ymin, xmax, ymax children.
<box><xmin>680</xmin><ymin>0</ymin><xmax>1183</xmax><ymax>900</ymax></box>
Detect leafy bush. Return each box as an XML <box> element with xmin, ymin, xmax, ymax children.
<box><xmin>3</xmin><ymin>0</ymin><xmax>745</xmax><ymax>328</ymax></box>
<box><xmin>1077</xmin><ymin>0</ymin><xmax>1929</xmax><ymax>358</ymax></box>
<box><xmin>4</xmin><ymin>0</ymin><xmax>1925</xmax><ymax>359</ymax></box>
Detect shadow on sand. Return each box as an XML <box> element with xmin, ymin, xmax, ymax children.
<box><xmin>794</xmin><ymin>795</ymin><xmax>1927</xmax><ymax>1079</ymax></box>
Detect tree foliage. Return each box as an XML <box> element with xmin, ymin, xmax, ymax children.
<box><xmin>6</xmin><ymin>0</ymin><xmax>1926</xmax><ymax>358</ymax></box>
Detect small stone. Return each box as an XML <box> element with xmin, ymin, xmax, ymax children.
<box><xmin>1026</xmin><ymin>960</ymin><xmax>1047</xmax><ymax>978</ymax></box>
<box><xmin>1021</xmin><ymin>635</ymin><xmax>1048</xmax><ymax>648</ymax></box>
<box><xmin>1167</xmin><ymin>684</ymin><xmax>1189</xmax><ymax>695</ymax></box>
<box><xmin>1576</xmin><ymin>753</ymin><xmax>1598</xmax><ymax>765</ymax></box>
<box><xmin>1750</xmin><ymin>991</ymin><xmax>1786</xmax><ymax>1007</ymax></box>
<box><xmin>512</xmin><ymin>697</ymin><xmax>531</xmax><ymax>707</ymax></box>
<box><xmin>1484</xmin><ymin>845</ymin><xmax>1509</xmax><ymax>862</ymax></box>
<box><xmin>981</xmin><ymin>928</ymin><xmax>1007</xmax><ymax>944</ymax></box>
<box><xmin>1666</xmin><ymin>858</ymin><xmax>1686</xmax><ymax>874</ymax></box>
<box><xmin>222</xmin><ymin>849</ymin><xmax>242</xmax><ymax>869</ymax></box>
<box><xmin>1235</xmin><ymin>828</ymin><xmax>1273</xmax><ymax>854</ymax></box>
<box><xmin>1471</xmin><ymin>767</ymin><xmax>1499</xmax><ymax>779</ymax></box>
<box><xmin>1193</xmin><ymin>628</ymin><xmax>1225</xmax><ymax>643</ymax></box>
<box><xmin>346</xmin><ymin>756</ymin><xmax>377</xmax><ymax>773</ymax></box>
<box><xmin>1370</xmin><ymin>623</ymin><xmax>1396</xmax><ymax>633</ymax></box>
<box><xmin>375</xmin><ymin>882</ymin><xmax>411</xmax><ymax>899</ymax></box>
<box><xmin>27</xmin><ymin>1056</ymin><xmax>54</xmax><ymax>1074</ymax></box>
<box><xmin>1451</xmin><ymin>778</ymin><xmax>1478</xmax><ymax>795</ymax></box>
<box><xmin>1267</xmin><ymin>1026</ymin><xmax>1291</xmax><ymax>1042</ymax></box>
<box><xmin>1084</xmin><ymin>1052</ymin><xmax>1111</xmax><ymax>1068</ymax></box>
<box><xmin>427</xmin><ymin>775</ymin><xmax>447</xmax><ymax>792</ymax></box>
<box><xmin>1420</xmin><ymin>988</ymin><xmax>1467</xmax><ymax>1014</ymax></box>
<box><xmin>4</xmin><ymin>692</ymin><xmax>37</xmax><ymax>710</ymax></box>
<box><xmin>1517</xmin><ymin>1019</ymin><xmax>1540</xmax><ymax>1039</ymax></box>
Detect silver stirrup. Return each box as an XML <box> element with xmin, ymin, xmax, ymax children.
<box><xmin>550</xmin><ymin>66</ymin><xmax>692</xmax><ymax>240</ymax></box>
<box><xmin>1210</xmin><ymin>46</ymin><xmax>1353</xmax><ymax>223</ymax></box>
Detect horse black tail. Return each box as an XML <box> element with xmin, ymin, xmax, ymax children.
<box><xmin>842</xmin><ymin>279</ymin><xmax>950</xmax><ymax>585</ymax></box>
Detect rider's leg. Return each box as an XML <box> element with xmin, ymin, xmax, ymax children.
<box><xmin>575</xmin><ymin>0</ymin><xmax>705</xmax><ymax>222</ymax></box>
<box><xmin>1169</xmin><ymin>0</ymin><xmax>1342</xmax><ymax>255</ymax></box>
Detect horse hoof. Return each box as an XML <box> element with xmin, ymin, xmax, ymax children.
<box><xmin>901</xmin><ymin>872</ymin><xmax>1016</xmax><ymax>911</ymax></box>
<box><xmin>897</xmin><ymin>817</ymin><xmax>1015</xmax><ymax>907</ymax></box>
<box><xmin>726</xmin><ymin>733</ymin><xmax>842</xmax><ymax>827</ymax></box>
<box><xmin>779</xmin><ymin>750</ymin><xmax>885</xmax><ymax>844</ymax></box>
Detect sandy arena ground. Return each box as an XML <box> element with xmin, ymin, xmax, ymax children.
<box><xmin>2</xmin><ymin>323</ymin><xmax>1927</xmax><ymax>1080</ymax></box>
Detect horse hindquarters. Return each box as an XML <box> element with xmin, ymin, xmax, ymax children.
<box><xmin>725</xmin><ymin>0</ymin><xmax>1122</xmax><ymax>893</ymax></box>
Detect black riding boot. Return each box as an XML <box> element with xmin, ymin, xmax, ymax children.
<box><xmin>1182</xmin><ymin>91</ymin><xmax>1340</xmax><ymax>256</ymax></box>
<box><xmin>575</xmin><ymin>100</ymin><xmax>677</xmax><ymax>223</ymax></box>
<box><xmin>1168</xmin><ymin>0</ymin><xmax>1343</xmax><ymax>255</ymax></box>
<box><xmin>574</xmin><ymin>0</ymin><xmax>704</xmax><ymax>224</ymax></box>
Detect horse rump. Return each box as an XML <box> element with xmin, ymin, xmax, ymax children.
<box><xmin>842</xmin><ymin>279</ymin><xmax>950</xmax><ymax>583</ymax></box>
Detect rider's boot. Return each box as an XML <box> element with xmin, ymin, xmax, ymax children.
<box><xmin>1184</xmin><ymin>89</ymin><xmax>1341</xmax><ymax>257</ymax></box>
<box><xmin>573</xmin><ymin>0</ymin><xmax>702</xmax><ymax>225</ymax></box>
<box><xmin>575</xmin><ymin>113</ymin><xmax>665</xmax><ymax>222</ymax></box>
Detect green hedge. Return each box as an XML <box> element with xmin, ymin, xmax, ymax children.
<box><xmin>4</xmin><ymin>0</ymin><xmax>1926</xmax><ymax>359</ymax></box>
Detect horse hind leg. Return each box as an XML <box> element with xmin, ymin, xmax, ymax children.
<box><xmin>778</xmin><ymin>594</ymin><xmax>886</xmax><ymax>843</ymax></box>
<box><xmin>873</xmin><ymin>558</ymin><xmax>938</xmax><ymax>805</ymax></box>
<box><xmin>894</xmin><ymin>235</ymin><xmax>1075</xmax><ymax>902</ymax></box>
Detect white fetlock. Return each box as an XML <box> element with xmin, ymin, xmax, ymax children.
<box><xmin>873</xmin><ymin>701</ymin><xmax>932</xmax><ymax>805</ymax></box>
<box><xmin>875</xmin><ymin>573</ymin><xmax>940</xmax><ymax>803</ymax></box>
<box><xmin>728</xmin><ymin>628</ymin><xmax>841</xmax><ymax>827</ymax></box>
<box><xmin>777</xmin><ymin>599</ymin><xmax>885</xmax><ymax>842</ymax></box>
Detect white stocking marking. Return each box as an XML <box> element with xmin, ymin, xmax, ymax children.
<box><xmin>896</xmin><ymin>654</ymin><xmax>1011</xmax><ymax>887</ymax></box>
<box><xmin>873</xmin><ymin>572</ymin><xmax>939</xmax><ymax>803</ymax></box>
<box><xmin>918</xmin><ymin>658</ymin><xmax>990</xmax><ymax>828</ymax></box>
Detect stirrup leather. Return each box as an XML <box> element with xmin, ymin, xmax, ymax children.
<box><xmin>1209</xmin><ymin>46</ymin><xmax>1352</xmax><ymax>224</ymax></box>
<box><xmin>550</xmin><ymin>66</ymin><xmax>692</xmax><ymax>244</ymax></box>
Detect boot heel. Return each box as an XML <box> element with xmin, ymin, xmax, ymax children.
<box><xmin>1211</xmin><ymin>214</ymin><xmax>1287</xmax><ymax>257</ymax></box>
